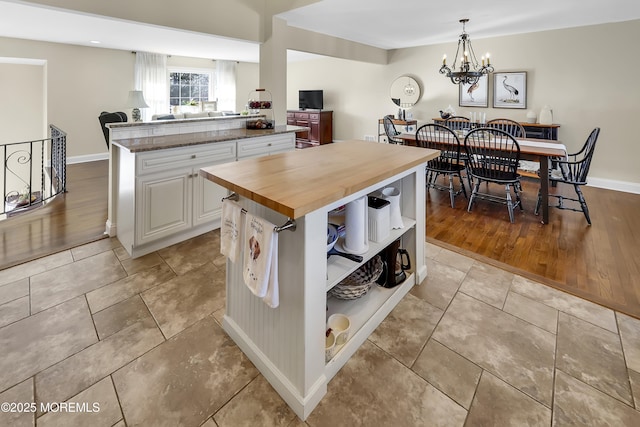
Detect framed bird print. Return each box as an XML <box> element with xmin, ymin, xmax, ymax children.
<box><xmin>459</xmin><ymin>75</ymin><xmax>488</xmax><ymax>108</ymax></box>
<box><xmin>493</xmin><ymin>72</ymin><xmax>527</xmax><ymax>109</ymax></box>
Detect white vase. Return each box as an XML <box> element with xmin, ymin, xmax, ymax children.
<box><xmin>539</xmin><ymin>105</ymin><xmax>553</xmax><ymax>125</ymax></box>
<box><xmin>526</xmin><ymin>110</ymin><xmax>537</xmax><ymax>124</ymax></box>
<box><xmin>381</xmin><ymin>187</ymin><xmax>404</xmax><ymax>229</ymax></box>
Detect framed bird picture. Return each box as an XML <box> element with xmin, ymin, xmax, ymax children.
<box><xmin>493</xmin><ymin>72</ymin><xmax>527</xmax><ymax>109</ymax></box>
<box><xmin>459</xmin><ymin>75</ymin><xmax>488</xmax><ymax>108</ymax></box>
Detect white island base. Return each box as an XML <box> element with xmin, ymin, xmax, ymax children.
<box><xmin>200</xmin><ymin>141</ymin><xmax>436</xmax><ymax>420</ymax></box>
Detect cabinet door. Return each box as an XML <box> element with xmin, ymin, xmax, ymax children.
<box><xmin>193</xmin><ymin>165</ymin><xmax>228</xmax><ymax>227</ymax></box>
<box><xmin>309</xmin><ymin>120</ymin><xmax>321</xmax><ymax>144</ymax></box>
<box><xmin>137</xmin><ymin>172</ymin><xmax>191</xmax><ymax>245</ymax></box>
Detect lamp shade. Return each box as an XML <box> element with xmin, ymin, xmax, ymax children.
<box><xmin>126</xmin><ymin>90</ymin><xmax>149</xmax><ymax>108</ymax></box>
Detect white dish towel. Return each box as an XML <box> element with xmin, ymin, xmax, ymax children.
<box><xmin>243</xmin><ymin>213</ymin><xmax>279</xmax><ymax>308</ymax></box>
<box><xmin>220</xmin><ymin>199</ymin><xmax>243</xmax><ymax>263</ymax></box>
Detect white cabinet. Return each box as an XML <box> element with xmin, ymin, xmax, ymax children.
<box><xmin>137</xmin><ymin>172</ymin><xmax>191</xmax><ymax>245</ymax></box>
<box><xmin>117</xmin><ymin>141</ymin><xmax>236</xmax><ymax>257</ymax></box>
<box><xmin>114</xmin><ymin>132</ymin><xmax>296</xmax><ymax>258</ymax></box>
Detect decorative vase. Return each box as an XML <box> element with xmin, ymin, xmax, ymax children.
<box><xmin>539</xmin><ymin>105</ymin><xmax>553</xmax><ymax>125</ymax></box>
<box><xmin>526</xmin><ymin>110</ymin><xmax>537</xmax><ymax>124</ymax></box>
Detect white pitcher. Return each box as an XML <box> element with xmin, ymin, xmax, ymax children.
<box><xmin>539</xmin><ymin>105</ymin><xmax>553</xmax><ymax>125</ymax></box>
<box><xmin>381</xmin><ymin>187</ymin><xmax>404</xmax><ymax>229</ymax></box>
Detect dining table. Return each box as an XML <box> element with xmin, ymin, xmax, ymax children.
<box><xmin>397</xmin><ymin>132</ymin><xmax>567</xmax><ymax>224</ymax></box>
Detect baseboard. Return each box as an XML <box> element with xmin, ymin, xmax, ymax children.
<box><xmin>66</xmin><ymin>152</ymin><xmax>108</xmax><ymax>164</ymax></box>
<box><xmin>587</xmin><ymin>177</ymin><xmax>640</xmax><ymax>195</ymax></box>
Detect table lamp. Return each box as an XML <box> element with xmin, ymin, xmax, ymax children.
<box><xmin>126</xmin><ymin>90</ymin><xmax>149</xmax><ymax>122</ymax></box>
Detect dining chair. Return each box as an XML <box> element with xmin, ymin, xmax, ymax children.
<box><xmin>443</xmin><ymin>116</ymin><xmax>471</xmax><ymax>131</ymax></box>
<box><xmin>98</xmin><ymin>111</ymin><xmax>128</xmax><ymax>148</ymax></box>
<box><xmin>486</xmin><ymin>118</ymin><xmax>537</xmax><ymax>183</ymax></box>
<box><xmin>415</xmin><ymin>124</ymin><xmax>468</xmax><ymax>208</ymax></box>
<box><xmin>383</xmin><ymin>115</ymin><xmax>403</xmax><ymax>144</ymax></box>
<box><xmin>486</xmin><ymin>118</ymin><xmax>527</xmax><ymax>138</ymax></box>
<box><xmin>464</xmin><ymin>127</ymin><xmax>523</xmax><ymax>223</ymax></box>
<box><xmin>535</xmin><ymin>127</ymin><xmax>600</xmax><ymax>225</ymax></box>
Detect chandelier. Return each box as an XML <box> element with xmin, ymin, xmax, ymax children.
<box><xmin>439</xmin><ymin>19</ymin><xmax>494</xmax><ymax>85</ymax></box>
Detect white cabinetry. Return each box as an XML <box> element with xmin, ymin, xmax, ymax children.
<box><xmin>118</xmin><ymin>142</ymin><xmax>236</xmax><ymax>257</ymax></box>
<box><xmin>237</xmin><ymin>134</ymin><xmax>296</xmax><ymax>159</ymax></box>
<box><xmin>114</xmin><ymin>132</ymin><xmax>296</xmax><ymax>258</ymax></box>
<box><xmin>215</xmin><ymin>148</ymin><xmax>429</xmax><ymax>420</ymax></box>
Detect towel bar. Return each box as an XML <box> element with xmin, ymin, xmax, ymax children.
<box><xmin>222</xmin><ymin>193</ymin><xmax>297</xmax><ymax>233</ymax></box>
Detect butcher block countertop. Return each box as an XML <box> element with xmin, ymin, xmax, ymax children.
<box><xmin>200</xmin><ymin>140</ymin><xmax>439</xmax><ymax>218</ymax></box>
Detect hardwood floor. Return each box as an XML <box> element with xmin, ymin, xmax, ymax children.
<box><xmin>426</xmin><ymin>175</ymin><xmax>640</xmax><ymax>319</ymax></box>
<box><xmin>0</xmin><ymin>160</ymin><xmax>108</xmax><ymax>270</ymax></box>
<box><xmin>2</xmin><ymin>160</ymin><xmax>639</xmax><ymax>320</ymax></box>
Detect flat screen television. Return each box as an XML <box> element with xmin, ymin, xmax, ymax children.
<box><xmin>298</xmin><ymin>90</ymin><xmax>323</xmax><ymax>110</ymax></box>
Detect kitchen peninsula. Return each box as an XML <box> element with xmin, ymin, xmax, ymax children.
<box><xmin>200</xmin><ymin>140</ymin><xmax>439</xmax><ymax>419</ymax></box>
<box><xmin>106</xmin><ymin>114</ymin><xmax>305</xmax><ymax>257</ymax></box>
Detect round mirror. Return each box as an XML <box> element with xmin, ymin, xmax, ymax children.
<box><xmin>390</xmin><ymin>76</ymin><xmax>421</xmax><ymax>109</ymax></box>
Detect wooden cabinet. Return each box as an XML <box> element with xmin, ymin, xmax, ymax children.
<box><xmin>287</xmin><ymin>110</ymin><xmax>333</xmax><ymax>148</ymax></box>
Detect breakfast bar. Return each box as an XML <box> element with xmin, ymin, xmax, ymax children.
<box><xmin>200</xmin><ymin>140</ymin><xmax>439</xmax><ymax>419</ymax></box>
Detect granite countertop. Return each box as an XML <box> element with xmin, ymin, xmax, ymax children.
<box><xmin>112</xmin><ymin>125</ymin><xmax>306</xmax><ymax>153</ymax></box>
<box><xmin>107</xmin><ymin>114</ymin><xmax>260</xmax><ymax>128</ymax></box>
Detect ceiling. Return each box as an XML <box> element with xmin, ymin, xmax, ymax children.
<box><xmin>1</xmin><ymin>0</ymin><xmax>639</xmax><ymax>63</ymax></box>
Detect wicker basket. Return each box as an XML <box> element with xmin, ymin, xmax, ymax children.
<box><xmin>329</xmin><ymin>255</ymin><xmax>384</xmax><ymax>300</ymax></box>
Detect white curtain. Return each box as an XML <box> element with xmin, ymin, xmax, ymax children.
<box><xmin>216</xmin><ymin>60</ymin><xmax>237</xmax><ymax>112</ymax></box>
<box><xmin>134</xmin><ymin>52</ymin><xmax>168</xmax><ymax>121</ymax></box>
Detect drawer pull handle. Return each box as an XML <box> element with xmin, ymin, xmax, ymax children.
<box><xmin>267</xmin><ymin>143</ymin><xmax>272</xmax><ymax>146</ymax></box>
<box><xmin>191</xmin><ymin>154</ymin><xmax>197</xmax><ymax>159</ymax></box>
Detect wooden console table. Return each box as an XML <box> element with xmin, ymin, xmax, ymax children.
<box><xmin>378</xmin><ymin>118</ymin><xmax>418</xmax><ymax>142</ymax></box>
<box><xmin>287</xmin><ymin>110</ymin><xmax>333</xmax><ymax>148</ymax></box>
<box><xmin>432</xmin><ymin>118</ymin><xmax>560</xmax><ymax>140</ymax></box>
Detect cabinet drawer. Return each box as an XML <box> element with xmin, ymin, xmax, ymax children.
<box><xmin>136</xmin><ymin>141</ymin><xmax>236</xmax><ymax>176</ymax></box>
<box><xmin>308</xmin><ymin>113</ymin><xmax>320</xmax><ymax>120</ymax></box>
<box><xmin>237</xmin><ymin>134</ymin><xmax>295</xmax><ymax>159</ymax></box>
<box><xmin>295</xmin><ymin>112</ymin><xmax>310</xmax><ymax>119</ymax></box>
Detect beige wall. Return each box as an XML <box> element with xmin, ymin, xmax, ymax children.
<box><xmin>287</xmin><ymin>20</ymin><xmax>640</xmax><ymax>187</ymax></box>
<box><xmin>0</xmin><ymin>62</ymin><xmax>45</xmax><ymax>143</ymax></box>
<box><xmin>0</xmin><ymin>37</ymin><xmax>259</xmax><ymax>159</ymax></box>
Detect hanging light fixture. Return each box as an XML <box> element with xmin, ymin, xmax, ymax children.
<box><xmin>439</xmin><ymin>19</ymin><xmax>494</xmax><ymax>85</ymax></box>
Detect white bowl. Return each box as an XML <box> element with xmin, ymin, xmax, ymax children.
<box><xmin>327</xmin><ymin>224</ymin><xmax>339</xmax><ymax>252</ymax></box>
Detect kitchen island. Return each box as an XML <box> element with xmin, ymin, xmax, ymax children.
<box><xmin>200</xmin><ymin>140</ymin><xmax>439</xmax><ymax>420</ymax></box>
<box><xmin>107</xmin><ymin>117</ymin><xmax>304</xmax><ymax>258</ymax></box>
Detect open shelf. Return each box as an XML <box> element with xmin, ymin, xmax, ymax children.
<box><xmin>324</xmin><ymin>272</ymin><xmax>416</xmax><ymax>379</ymax></box>
<box><xmin>326</xmin><ymin>217</ymin><xmax>416</xmax><ymax>291</ymax></box>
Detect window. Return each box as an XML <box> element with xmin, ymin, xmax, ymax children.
<box><xmin>168</xmin><ymin>69</ymin><xmax>215</xmax><ymax>108</ymax></box>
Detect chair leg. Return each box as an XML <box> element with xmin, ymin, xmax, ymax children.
<box><xmin>448</xmin><ymin>174</ymin><xmax>455</xmax><ymax>208</ymax></box>
<box><xmin>468</xmin><ymin>180</ymin><xmax>480</xmax><ymax>212</ymax></box>
<box><xmin>458</xmin><ymin>173</ymin><xmax>468</xmax><ymax>199</ymax></box>
<box><xmin>574</xmin><ymin>184</ymin><xmax>592</xmax><ymax>225</ymax></box>
<box><xmin>514</xmin><ymin>182</ymin><xmax>523</xmax><ymax>211</ymax></box>
<box><xmin>534</xmin><ymin>187</ymin><xmax>541</xmax><ymax>215</ymax></box>
<box><xmin>506</xmin><ymin>184</ymin><xmax>515</xmax><ymax>223</ymax></box>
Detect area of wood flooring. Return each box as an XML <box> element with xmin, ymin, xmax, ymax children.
<box><xmin>0</xmin><ymin>160</ymin><xmax>108</xmax><ymax>269</ymax></box>
<box><xmin>426</xmin><ymin>176</ymin><xmax>640</xmax><ymax>319</ymax></box>
<box><xmin>1</xmin><ymin>160</ymin><xmax>639</xmax><ymax>319</ymax></box>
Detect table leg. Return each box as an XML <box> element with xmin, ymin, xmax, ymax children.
<box><xmin>539</xmin><ymin>155</ymin><xmax>549</xmax><ymax>224</ymax></box>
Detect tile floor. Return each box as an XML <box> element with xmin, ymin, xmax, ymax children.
<box><xmin>1</xmin><ymin>230</ymin><xmax>640</xmax><ymax>426</ymax></box>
